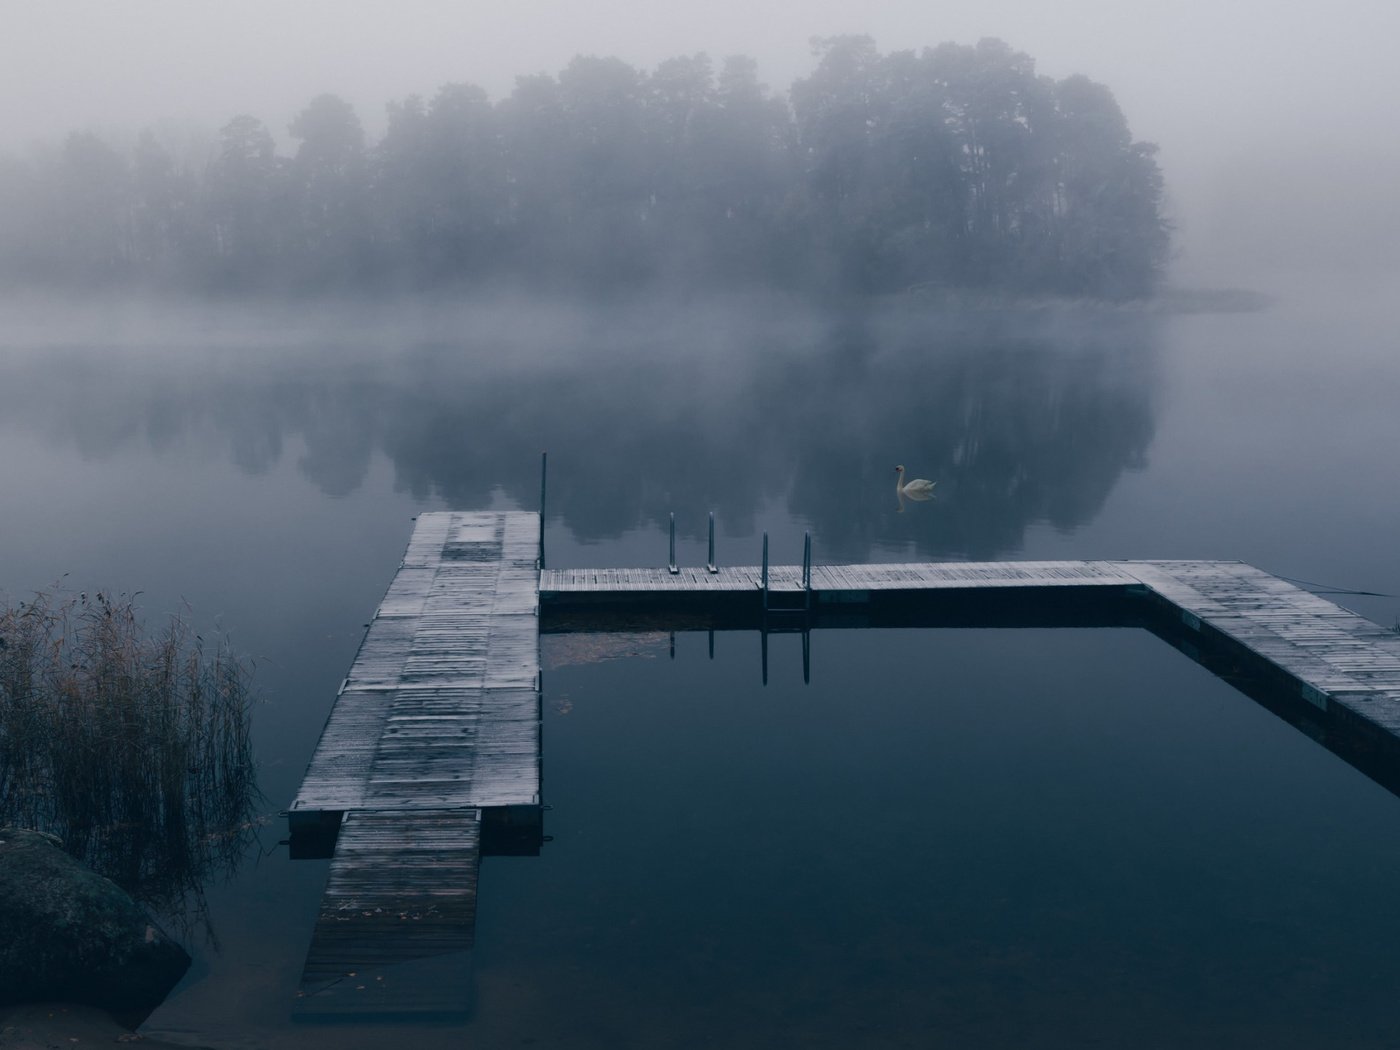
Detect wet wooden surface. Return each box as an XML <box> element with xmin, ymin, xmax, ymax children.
<box><xmin>292</xmin><ymin>511</ymin><xmax>540</xmax><ymax>1017</ymax></box>
<box><xmin>295</xmin><ymin>808</ymin><xmax>481</xmax><ymax>1019</ymax></box>
<box><xmin>542</xmin><ymin>557</ymin><xmax>1400</xmax><ymax>737</ymax></box>
<box><xmin>1125</xmin><ymin>560</ymin><xmax>1400</xmax><ymax>732</ymax></box>
<box><xmin>294</xmin><ymin>512</ymin><xmax>540</xmax><ymax>816</ymax></box>
<box><xmin>541</xmin><ymin>559</ymin><xmax>1140</xmax><ymax>592</ymax></box>
<box><xmin>291</xmin><ymin>521</ymin><xmax>1400</xmax><ymax>1017</ymax></box>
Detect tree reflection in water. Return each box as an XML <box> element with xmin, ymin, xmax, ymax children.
<box><xmin>0</xmin><ymin>590</ymin><xmax>261</xmax><ymax>943</ymax></box>
<box><xmin>0</xmin><ymin>295</ymin><xmax>1161</xmax><ymax>561</ymax></box>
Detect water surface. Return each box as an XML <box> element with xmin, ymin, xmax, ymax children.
<box><xmin>1</xmin><ymin>283</ymin><xmax>1398</xmax><ymax>1046</ymax></box>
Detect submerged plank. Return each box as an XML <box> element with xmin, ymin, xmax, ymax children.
<box><xmin>296</xmin><ymin>809</ymin><xmax>481</xmax><ymax>1019</ymax></box>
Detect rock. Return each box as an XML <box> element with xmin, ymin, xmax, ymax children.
<box><xmin>0</xmin><ymin>829</ymin><xmax>190</xmax><ymax>1027</ymax></box>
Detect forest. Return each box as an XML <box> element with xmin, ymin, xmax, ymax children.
<box><xmin>0</xmin><ymin>36</ymin><xmax>1169</xmax><ymax>300</ymax></box>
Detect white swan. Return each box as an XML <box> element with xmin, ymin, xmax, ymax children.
<box><xmin>895</xmin><ymin>465</ymin><xmax>936</xmax><ymax>501</ymax></box>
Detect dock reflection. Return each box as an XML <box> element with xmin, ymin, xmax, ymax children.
<box><xmin>289</xmin><ymin>530</ymin><xmax>1400</xmax><ymax>1024</ymax></box>
<box><xmin>544</xmin><ymin>586</ymin><xmax>1400</xmax><ymax>805</ymax></box>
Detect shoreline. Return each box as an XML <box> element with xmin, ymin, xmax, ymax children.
<box><xmin>0</xmin><ymin>1004</ymin><xmax>215</xmax><ymax>1050</ymax></box>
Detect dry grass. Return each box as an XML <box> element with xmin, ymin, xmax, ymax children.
<box><xmin>0</xmin><ymin>588</ymin><xmax>260</xmax><ymax>940</ymax></box>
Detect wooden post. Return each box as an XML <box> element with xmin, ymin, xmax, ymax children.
<box><xmin>668</xmin><ymin>513</ymin><xmax>679</xmax><ymax>574</ymax></box>
<box><xmin>707</xmin><ymin>512</ymin><xmax>717</xmax><ymax>574</ymax></box>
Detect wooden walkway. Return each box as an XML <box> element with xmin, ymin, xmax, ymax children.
<box><xmin>290</xmin><ymin>513</ymin><xmax>1400</xmax><ymax>1019</ymax></box>
<box><xmin>294</xmin><ymin>810</ymin><xmax>481</xmax><ymax>1020</ymax></box>
<box><xmin>541</xmin><ymin>557</ymin><xmax>1400</xmax><ymax>736</ymax></box>
<box><xmin>542</xmin><ymin>559</ymin><xmax>1139</xmax><ymax>593</ymax></box>
<box><xmin>290</xmin><ymin>511</ymin><xmax>540</xmax><ymax>1019</ymax></box>
<box><xmin>1125</xmin><ymin>560</ymin><xmax>1400</xmax><ymax>730</ymax></box>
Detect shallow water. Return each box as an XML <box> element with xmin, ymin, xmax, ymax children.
<box><xmin>2</xmin><ymin>281</ymin><xmax>1399</xmax><ymax>1046</ymax></box>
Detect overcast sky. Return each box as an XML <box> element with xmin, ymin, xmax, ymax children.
<box><xmin>3</xmin><ymin>1</ymin><xmax>1398</xmax><ymax>283</ymax></box>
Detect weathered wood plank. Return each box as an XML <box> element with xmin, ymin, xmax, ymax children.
<box><xmin>292</xmin><ymin>511</ymin><xmax>541</xmax><ymax>816</ymax></box>
<box><xmin>1123</xmin><ymin>560</ymin><xmax>1400</xmax><ymax>729</ymax></box>
<box><xmin>540</xmin><ymin>559</ymin><xmax>1141</xmax><ymax>595</ymax></box>
<box><xmin>296</xmin><ymin>808</ymin><xmax>481</xmax><ymax>1018</ymax></box>
<box><xmin>541</xmin><ymin>555</ymin><xmax>1400</xmax><ymax>750</ymax></box>
<box><xmin>292</xmin><ymin>511</ymin><xmax>542</xmax><ymax>1017</ymax></box>
<box><xmin>296</xmin><ymin>527</ymin><xmax>1400</xmax><ymax>1020</ymax></box>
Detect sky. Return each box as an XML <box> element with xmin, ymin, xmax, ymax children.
<box><xmin>3</xmin><ymin>0</ymin><xmax>1398</xmax><ymax>284</ymax></box>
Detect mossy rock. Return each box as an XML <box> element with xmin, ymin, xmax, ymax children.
<box><xmin>0</xmin><ymin>828</ymin><xmax>190</xmax><ymax>1026</ymax></box>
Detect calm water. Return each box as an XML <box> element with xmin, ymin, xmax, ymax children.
<box><xmin>2</xmin><ymin>281</ymin><xmax>1400</xmax><ymax>1047</ymax></box>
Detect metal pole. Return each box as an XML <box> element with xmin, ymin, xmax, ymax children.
<box><xmin>761</xmin><ymin>532</ymin><xmax>769</xmax><ymax>611</ymax></box>
<box><xmin>668</xmin><ymin>513</ymin><xmax>679</xmax><ymax>574</ymax></box>
<box><xmin>802</xmin><ymin>628</ymin><xmax>811</xmax><ymax>685</ymax></box>
<box><xmin>538</xmin><ymin>451</ymin><xmax>547</xmax><ymax>570</ymax></box>
<box><xmin>802</xmin><ymin>531</ymin><xmax>812</xmax><ymax>609</ymax></box>
<box><xmin>707</xmin><ymin>512</ymin><xmax>717</xmax><ymax>574</ymax></box>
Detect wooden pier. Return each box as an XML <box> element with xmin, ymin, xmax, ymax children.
<box><xmin>289</xmin><ymin>511</ymin><xmax>1400</xmax><ymax>1018</ymax></box>
<box><xmin>541</xmin><ymin>558</ymin><xmax>1140</xmax><ymax>594</ymax></box>
<box><xmin>289</xmin><ymin>512</ymin><xmax>541</xmax><ymax>1019</ymax></box>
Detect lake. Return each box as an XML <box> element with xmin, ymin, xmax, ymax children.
<box><xmin>2</xmin><ymin>279</ymin><xmax>1399</xmax><ymax>1047</ymax></box>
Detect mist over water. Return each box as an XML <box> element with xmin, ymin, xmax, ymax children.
<box><xmin>4</xmin><ymin>4</ymin><xmax>1400</xmax><ymax>1044</ymax></box>
<box><xmin>0</xmin><ymin>292</ymin><xmax>1158</xmax><ymax>557</ymax></box>
<box><xmin>2</xmin><ymin>277</ymin><xmax>1400</xmax><ymax>1046</ymax></box>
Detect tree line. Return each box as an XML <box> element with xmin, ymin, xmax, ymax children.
<box><xmin>0</xmin><ymin>37</ymin><xmax>1169</xmax><ymax>299</ymax></box>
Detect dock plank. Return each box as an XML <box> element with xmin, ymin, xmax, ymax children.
<box><xmin>540</xmin><ymin>559</ymin><xmax>1142</xmax><ymax>595</ymax></box>
<box><xmin>292</xmin><ymin>511</ymin><xmax>542</xmax><ymax>1016</ymax></box>
<box><xmin>292</xmin><ymin>511</ymin><xmax>541</xmax><ymax>818</ymax></box>
<box><xmin>540</xmin><ymin>555</ymin><xmax>1400</xmax><ymax>744</ymax></box>
<box><xmin>296</xmin><ymin>808</ymin><xmax>481</xmax><ymax>1019</ymax></box>
<box><xmin>1124</xmin><ymin>560</ymin><xmax>1400</xmax><ymax>723</ymax></box>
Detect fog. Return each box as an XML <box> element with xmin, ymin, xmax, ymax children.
<box><xmin>4</xmin><ymin>1</ymin><xmax>1399</xmax><ymax>287</ymax></box>
<box><xmin>8</xmin><ymin>7</ymin><xmax>1400</xmax><ymax>1046</ymax></box>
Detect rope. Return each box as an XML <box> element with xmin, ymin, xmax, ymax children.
<box><xmin>1273</xmin><ymin>574</ymin><xmax>1398</xmax><ymax>599</ymax></box>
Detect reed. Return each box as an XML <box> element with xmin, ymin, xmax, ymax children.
<box><xmin>0</xmin><ymin>588</ymin><xmax>260</xmax><ymax>940</ymax></box>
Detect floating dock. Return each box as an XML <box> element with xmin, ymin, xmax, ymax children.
<box><xmin>289</xmin><ymin>511</ymin><xmax>1400</xmax><ymax>1018</ymax></box>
